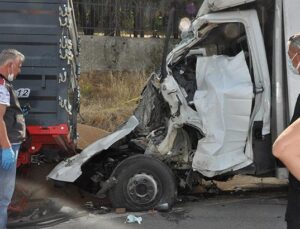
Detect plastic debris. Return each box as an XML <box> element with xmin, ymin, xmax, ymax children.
<box><xmin>155</xmin><ymin>203</ymin><xmax>170</xmax><ymax>212</ymax></box>
<box><xmin>125</xmin><ymin>214</ymin><xmax>142</xmax><ymax>224</ymax></box>
<box><xmin>60</xmin><ymin>206</ymin><xmax>75</xmax><ymax>214</ymax></box>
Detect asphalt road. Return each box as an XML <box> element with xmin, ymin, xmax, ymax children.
<box><xmin>48</xmin><ymin>190</ymin><xmax>287</xmax><ymax>229</ymax></box>
<box><xmin>10</xmin><ymin>169</ymin><xmax>288</xmax><ymax>229</ymax></box>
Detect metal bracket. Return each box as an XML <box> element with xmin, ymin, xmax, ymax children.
<box><xmin>77</xmin><ymin>36</ymin><xmax>81</xmax><ymax>55</ymax></box>
<box><xmin>76</xmin><ymin>63</ymin><xmax>81</xmax><ymax>76</ymax></box>
<box><xmin>66</xmin><ymin>50</ymin><xmax>74</xmax><ymax>64</ymax></box>
<box><xmin>31</xmin><ymin>154</ymin><xmax>45</xmax><ymax>165</ymax></box>
<box><xmin>254</xmin><ymin>86</ymin><xmax>264</xmax><ymax>94</ymax></box>
<box><xmin>60</xmin><ymin>36</ymin><xmax>73</xmax><ymax>50</ymax></box>
<box><xmin>59</xmin><ymin>16</ymin><xmax>71</xmax><ymax>27</ymax></box>
<box><xmin>59</xmin><ymin>4</ymin><xmax>72</xmax><ymax>17</ymax></box>
<box><xmin>58</xmin><ymin>69</ymin><xmax>67</xmax><ymax>83</ymax></box>
<box><xmin>58</xmin><ymin>96</ymin><xmax>72</xmax><ymax>115</ymax></box>
<box><xmin>74</xmin><ymin>87</ymin><xmax>80</xmax><ymax>112</ymax></box>
<box><xmin>66</xmin><ymin>39</ymin><xmax>73</xmax><ymax>50</ymax></box>
<box><xmin>59</xmin><ymin>49</ymin><xmax>74</xmax><ymax>64</ymax></box>
<box><xmin>59</xmin><ymin>49</ymin><xmax>66</xmax><ymax>59</ymax></box>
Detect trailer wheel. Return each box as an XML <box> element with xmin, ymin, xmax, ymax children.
<box><xmin>109</xmin><ymin>155</ymin><xmax>177</xmax><ymax>211</ymax></box>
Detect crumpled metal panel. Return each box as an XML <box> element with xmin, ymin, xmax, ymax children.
<box><xmin>198</xmin><ymin>0</ymin><xmax>256</xmax><ymax>16</ymax></box>
<box><xmin>192</xmin><ymin>52</ymin><xmax>253</xmax><ymax>177</ymax></box>
<box><xmin>47</xmin><ymin>116</ymin><xmax>139</xmax><ymax>182</ymax></box>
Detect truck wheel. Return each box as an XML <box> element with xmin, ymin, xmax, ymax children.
<box><xmin>109</xmin><ymin>155</ymin><xmax>177</xmax><ymax>211</ymax></box>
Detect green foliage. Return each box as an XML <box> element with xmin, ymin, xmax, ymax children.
<box><xmin>80</xmin><ymin>81</ymin><xmax>93</xmax><ymax>98</ymax></box>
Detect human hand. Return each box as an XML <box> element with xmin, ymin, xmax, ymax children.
<box><xmin>1</xmin><ymin>147</ymin><xmax>15</xmax><ymax>170</ymax></box>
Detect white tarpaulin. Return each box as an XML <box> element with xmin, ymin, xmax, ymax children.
<box><xmin>192</xmin><ymin>52</ymin><xmax>254</xmax><ymax>177</ymax></box>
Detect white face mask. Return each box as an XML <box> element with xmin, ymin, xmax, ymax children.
<box><xmin>7</xmin><ymin>73</ymin><xmax>14</xmax><ymax>82</ymax></box>
<box><xmin>288</xmin><ymin>54</ymin><xmax>300</xmax><ymax>75</ymax></box>
<box><xmin>7</xmin><ymin>65</ymin><xmax>14</xmax><ymax>82</ymax></box>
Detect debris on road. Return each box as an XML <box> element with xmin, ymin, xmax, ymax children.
<box><xmin>155</xmin><ymin>203</ymin><xmax>170</xmax><ymax>212</ymax></box>
<box><xmin>8</xmin><ymin>198</ymin><xmax>86</xmax><ymax>228</ymax></box>
<box><xmin>83</xmin><ymin>201</ymin><xmax>111</xmax><ymax>215</ymax></box>
<box><xmin>159</xmin><ymin>207</ymin><xmax>192</xmax><ymax>224</ymax></box>
<box><xmin>125</xmin><ymin>214</ymin><xmax>143</xmax><ymax>224</ymax></box>
<box><xmin>77</xmin><ymin>124</ymin><xmax>109</xmax><ymax>150</ymax></box>
<box><xmin>115</xmin><ymin>208</ymin><xmax>126</xmax><ymax>214</ymax></box>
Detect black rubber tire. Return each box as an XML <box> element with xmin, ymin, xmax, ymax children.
<box><xmin>109</xmin><ymin>154</ymin><xmax>177</xmax><ymax>211</ymax></box>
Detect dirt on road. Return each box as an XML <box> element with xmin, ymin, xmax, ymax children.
<box><xmin>77</xmin><ymin>123</ymin><xmax>109</xmax><ymax>149</ymax></box>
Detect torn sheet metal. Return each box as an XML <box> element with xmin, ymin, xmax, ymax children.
<box><xmin>198</xmin><ymin>0</ymin><xmax>256</xmax><ymax>16</ymax></box>
<box><xmin>192</xmin><ymin>52</ymin><xmax>253</xmax><ymax>177</ymax></box>
<box><xmin>47</xmin><ymin>116</ymin><xmax>139</xmax><ymax>182</ymax></box>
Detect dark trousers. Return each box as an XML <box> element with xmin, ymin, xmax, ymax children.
<box><xmin>286</xmin><ymin>174</ymin><xmax>300</xmax><ymax>229</ymax></box>
<box><xmin>287</xmin><ymin>220</ymin><xmax>300</xmax><ymax>229</ymax></box>
<box><xmin>286</xmin><ymin>94</ymin><xmax>300</xmax><ymax>229</ymax></box>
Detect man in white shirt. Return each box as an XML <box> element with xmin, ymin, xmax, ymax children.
<box><xmin>0</xmin><ymin>49</ymin><xmax>25</xmax><ymax>229</ymax></box>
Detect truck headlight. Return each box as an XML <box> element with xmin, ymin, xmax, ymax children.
<box><xmin>179</xmin><ymin>17</ymin><xmax>191</xmax><ymax>33</ymax></box>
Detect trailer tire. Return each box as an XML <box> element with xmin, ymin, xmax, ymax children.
<box><xmin>109</xmin><ymin>154</ymin><xmax>177</xmax><ymax>211</ymax></box>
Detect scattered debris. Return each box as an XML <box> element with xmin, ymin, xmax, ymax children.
<box><xmin>125</xmin><ymin>214</ymin><xmax>143</xmax><ymax>224</ymax></box>
<box><xmin>155</xmin><ymin>203</ymin><xmax>170</xmax><ymax>212</ymax></box>
<box><xmin>115</xmin><ymin>208</ymin><xmax>126</xmax><ymax>214</ymax></box>
<box><xmin>7</xmin><ymin>198</ymin><xmax>85</xmax><ymax>228</ymax></box>
<box><xmin>84</xmin><ymin>201</ymin><xmax>94</xmax><ymax>210</ymax></box>
<box><xmin>83</xmin><ymin>201</ymin><xmax>111</xmax><ymax>214</ymax></box>
<box><xmin>60</xmin><ymin>206</ymin><xmax>76</xmax><ymax>214</ymax></box>
<box><xmin>178</xmin><ymin>195</ymin><xmax>202</xmax><ymax>202</ymax></box>
<box><xmin>148</xmin><ymin>209</ymin><xmax>157</xmax><ymax>214</ymax></box>
<box><xmin>160</xmin><ymin>207</ymin><xmax>192</xmax><ymax>224</ymax></box>
<box><xmin>207</xmin><ymin>184</ymin><xmax>221</xmax><ymax>195</ymax></box>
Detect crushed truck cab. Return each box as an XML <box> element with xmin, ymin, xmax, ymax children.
<box><xmin>49</xmin><ymin>0</ymin><xmax>299</xmax><ymax>211</ymax></box>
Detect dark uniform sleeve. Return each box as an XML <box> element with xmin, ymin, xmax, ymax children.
<box><xmin>290</xmin><ymin>94</ymin><xmax>300</xmax><ymax>123</ymax></box>
<box><xmin>286</xmin><ymin>93</ymin><xmax>300</xmax><ymax>228</ymax></box>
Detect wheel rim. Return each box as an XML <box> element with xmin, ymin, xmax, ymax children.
<box><xmin>127</xmin><ymin>173</ymin><xmax>158</xmax><ymax>205</ymax></box>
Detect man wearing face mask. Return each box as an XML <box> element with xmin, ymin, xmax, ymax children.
<box><xmin>0</xmin><ymin>49</ymin><xmax>25</xmax><ymax>228</ymax></box>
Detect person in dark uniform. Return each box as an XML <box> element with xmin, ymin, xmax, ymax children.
<box><xmin>0</xmin><ymin>49</ymin><xmax>25</xmax><ymax>229</ymax></box>
<box><xmin>273</xmin><ymin>34</ymin><xmax>300</xmax><ymax>229</ymax></box>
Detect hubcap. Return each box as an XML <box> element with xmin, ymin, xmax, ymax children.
<box><xmin>127</xmin><ymin>173</ymin><xmax>158</xmax><ymax>205</ymax></box>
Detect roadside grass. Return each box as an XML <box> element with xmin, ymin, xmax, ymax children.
<box><xmin>79</xmin><ymin>70</ymin><xmax>148</xmax><ymax>132</ymax></box>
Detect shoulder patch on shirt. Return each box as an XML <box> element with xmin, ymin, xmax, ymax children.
<box><xmin>0</xmin><ymin>78</ymin><xmax>5</xmax><ymax>86</ymax></box>
<box><xmin>0</xmin><ymin>84</ymin><xmax>10</xmax><ymax>106</ymax></box>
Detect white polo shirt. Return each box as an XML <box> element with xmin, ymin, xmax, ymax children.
<box><xmin>0</xmin><ymin>78</ymin><xmax>10</xmax><ymax>106</ymax></box>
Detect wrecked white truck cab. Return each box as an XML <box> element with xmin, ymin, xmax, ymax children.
<box><xmin>49</xmin><ymin>0</ymin><xmax>299</xmax><ymax>211</ymax></box>
<box><xmin>160</xmin><ymin>9</ymin><xmax>271</xmax><ymax>177</ymax></box>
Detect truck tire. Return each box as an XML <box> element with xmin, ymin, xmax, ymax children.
<box><xmin>109</xmin><ymin>154</ymin><xmax>177</xmax><ymax>211</ymax></box>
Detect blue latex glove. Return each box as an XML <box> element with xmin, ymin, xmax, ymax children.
<box><xmin>1</xmin><ymin>147</ymin><xmax>15</xmax><ymax>170</ymax></box>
